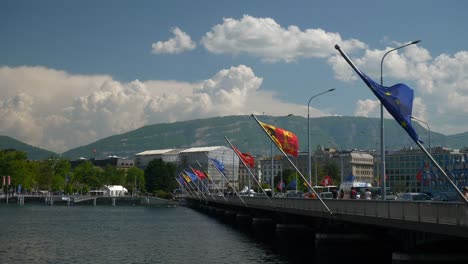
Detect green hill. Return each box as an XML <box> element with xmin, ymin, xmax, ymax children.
<box><xmin>0</xmin><ymin>135</ymin><xmax>57</xmax><ymax>160</ymax></box>
<box><xmin>61</xmin><ymin>115</ymin><xmax>464</xmax><ymax>160</ymax></box>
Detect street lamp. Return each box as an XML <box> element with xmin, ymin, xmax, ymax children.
<box><xmin>380</xmin><ymin>40</ymin><xmax>421</xmax><ymax>200</ymax></box>
<box><xmin>308</xmin><ymin>89</ymin><xmax>335</xmax><ymax>189</ymax></box>
<box><xmin>244</xmin><ymin>139</ymin><xmax>252</xmax><ymax>192</ymax></box>
<box><xmin>272</xmin><ymin>114</ymin><xmax>293</xmax><ymax>197</ymax></box>
<box><xmin>411</xmin><ymin>116</ymin><xmax>431</xmax><ymax>153</ymax></box>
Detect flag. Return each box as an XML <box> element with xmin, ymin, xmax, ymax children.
<box><xmin>260</xmin><ymin>121</ymin><xmax>299</xmax><ymax>157</ymax></box>
<box><xmin>416</xmin><ymin>170</ymin><xmax>423</xmax><ymax>182</ymax></box>
<box><xmin>232</xmin><ymin>145</ymin><xmax>255</xmax><ymax>168</ymax></box>
<box><xmin>321</xmin><ymin>175</ymin><xmax>332</xmax><ymax>186</ymax></box>
<box><xmin>185</xmin><ymin>170</ymin><xmax>198</xmax><ymax>182</ymax></box>
<box><xmin>335</xmin><ymin>45</ymin><xmax>421</xmax><ymax>143</ymax></box>
<box><xmin>191</xmin><ymin>167</ymin><xmax>206</xmax><ymax>179</ymax></box>
<box><xmin>182</xmin><ymin>173</ymin><xmax>191</xmax><ymax>183</ymax></box>
<box><xmin>287</xmin><ymin>179</ymin><xmax>296</xmax><ymax>189</ymax></box>
<box><xmin>361</xmin><ymin>73</ymin><xmax>420</xmax><ymax>143</ymax></box>
<box><xmin>209</xmin><ymin>158</ymin><xmax>225</xmax><ymax>173</ymax></box>
<box><xmin>277</xmin><ymin>180</ymin><xmax>285</xmax><ymax>191</ymax></box>
<box><xmin>177</xmin><ymin>176</ymin><xmax>186</xmax><ymax>185</ymax></box>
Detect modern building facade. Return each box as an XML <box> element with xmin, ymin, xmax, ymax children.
<box><xmin>385</xmin><ymin>147</ymin><xmax>468</xmax><ymax>194</ymax></box>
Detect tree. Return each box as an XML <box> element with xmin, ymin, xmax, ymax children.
<box><xmin>73</xmin><ymin>161</ymin><xmax>101</xmax><ymax>191</ymax></box>
<box><xmin>322</xmin><ymin>160</ymin><xmax>340</xmax><ymax>186</ymax></box>
<box><xmin>126</xmin><ymin>166</ymin><xmax>144</xmax><ymax>195</ymax></box>
<box><xmin>144</xmin><ymin>159</ymin><xmax>177</xmax><ymax>194</ymax></box>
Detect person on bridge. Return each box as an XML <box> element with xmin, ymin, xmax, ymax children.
<box><xmin>463</xmin><ymin>186</ymin><xmax>468</xmax><ymax>199</ymax></box>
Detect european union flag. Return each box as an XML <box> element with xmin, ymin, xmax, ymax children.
<box><xmin>209</xmin><ymin>158</ymin><xmax>225</xmax><ymax>174</ymax></box>
<box><xmin>361</xmin><ymin>73</ymin><xmax>421</xmax><ymax>143</ymax></box>
<box><xmin>334</xmin><ymin>44</ymin><xmax>421</xmax><ymax>144</ymax></box>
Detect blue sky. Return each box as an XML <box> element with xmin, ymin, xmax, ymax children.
<box><xmin>2</xmin><ymin>0</ymin><xmax>468</xmax><ymax>152</ymax></box>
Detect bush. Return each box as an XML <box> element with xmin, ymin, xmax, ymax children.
<box><xmin>154</xmin><ymin>190</ymin><xmax>173</xmax><ymax>199</ymax></box>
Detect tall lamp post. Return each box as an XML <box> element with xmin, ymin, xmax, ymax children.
<box><xmin>244</xmin><ymin>139</ymin><xmax>251</xmax><ymax>192</ymax></box>
<box><xmin>380</xmin><ymin>40</ymin><xmax>421</xmax><ymax>200</ymax></box>
<box><xmin>308</xmin><ymin>89</ymin><xmax>335</xmax><ymax>189</ymax></box>
<box><xmin>411</xmin><ymin>116</ymin><xmax>431</xmax><ymax>153</ymax></box>
<box><xmin>272</xmin><ymin>114</ymin><xmax>293</xmax><ymax>197</ymax></box>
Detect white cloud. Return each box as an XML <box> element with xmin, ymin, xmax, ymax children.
<box><xmin>202</xmin><ymin>15</ymin><xmax>366</xmax><ymax>62</ymax></box>
<box><xmin>151</xmin><ymin>27</ymin><xmax>196</xmax><ymax>54</ymax></box>
<box><xmin>0</xmin><ymin>65</ymin><xmax>330</xmax><ymax>153</ymax></box>
<box><xmin>329</xmin><ymin>40</ymin><xmax>468</xmax><ymax>135</ymax></box>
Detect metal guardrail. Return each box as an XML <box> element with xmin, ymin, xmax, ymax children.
<box><xmin>187</xmin><ymin>195</ymin><xmax>468</xmax><ymax>237</ymax></box>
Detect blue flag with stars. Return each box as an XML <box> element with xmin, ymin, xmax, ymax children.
<box><xmin>361</xmin><ymin>73</ymin><xmax>421</xmax><ymax>143</ymax></box>
<box><xmin>209</xmin><ymin>158</ymin><xmax>225</xmax><ymax>174</ymax></box>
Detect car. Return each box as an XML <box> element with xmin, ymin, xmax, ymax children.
<box><xmin>432</xmin><ymin>192</ymin><xmax>459</xmax><ymax>202</ymax></box>
<box><xmin>398</xmin><ymin>192</ymin><xmax>431</xmax><ymax>201</ymax></box>
<box><xmin>362</xmin><ymin>187</ymin><xmax>398</xmax><ymax>200</ymax></box>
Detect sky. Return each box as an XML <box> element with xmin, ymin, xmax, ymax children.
<box><xmin>2</xmin><ymin>0</ymin><xmax>468</xmax><ymax>153</ymax></box>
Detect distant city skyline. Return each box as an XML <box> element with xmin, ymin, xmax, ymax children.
<box><xmin>2</xmin><ymin>0</ymin><xmax>468</xmax><ymax>152</ymax></box>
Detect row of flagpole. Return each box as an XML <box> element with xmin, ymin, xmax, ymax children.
<box><xmin>175</xmin><ymin>43</ymin><xmax>467</xmax><ymax>213</ymax></box>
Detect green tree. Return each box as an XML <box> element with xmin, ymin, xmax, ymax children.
<box><xmin>102</xmin><ymin>165</ymin><xmax>126</xmax><ymax>186</ymax></box>
<box><xmin>144</xmin><ymin>159</ymin><xmax>177</xmax><ymax>194</ymax></box>
<box><xmin>322</xmin><ymin>160</ymin><xmax>340</xmax><ymax>186</ymax></box>
<box><xmin>126</xmin><ymin>166</ymin><xmax>144</xmax><ymax>195</ymax></box>
<box><xmin>73</xmin><ymin>161</ymin><xmax>101</xmax><ymax>191</ymax></box>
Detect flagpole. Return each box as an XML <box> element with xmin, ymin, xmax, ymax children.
<box><xmin>190</xmin><ymin>175</ymin><xmax>208</xmax><ymax>200</ymax></box>
<box><xmin>205</xmin><ymin>152</ymin><xmax>248</xmax><ymax>207</ymax></box>
<box><xmin>180</xmin><ymin>173</ymin><xmax>201</xmax><ymax>199</ymax></box>
<box><xmin>415</xmin><ymin>141</ymin><xmax>468</xmax><ymax>204</ymax></box>
<box><xmin>251</xmin><ymin>114</ymin><xmax>333</xmax><ymax>215</ymax></box>
<box><xmin>190</xmin><ymin>166</ymin><xmax>216</xmax><ymax>201</ymax></box>
<box><xmin>225</xmin><ymin>136</ymin><xmax>273</xmax><ymax>205</ymax></box>
<box><xmin>335</xmin><ymin>44</ymin><xmax>467</xmax><ymax>205</ymax></box>
<box><xmin>178</xmin><ymin>173</ymin><xmax>197</xmax><ymax>198</ymax></box>
<box><xmin>196</xmin><ymin>160</ymin><xmax>227</xmax><ymax>201</ymax></box>
<box><xmin>174</xmin><ymin>177</ymin><xmax>191</xmax><ymax>198</ymax></box>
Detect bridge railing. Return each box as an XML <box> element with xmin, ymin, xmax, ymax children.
<box><xmin>198</xmin><ymin>196</ymin><xmax>468</xmax><ymax>228</ymax></box>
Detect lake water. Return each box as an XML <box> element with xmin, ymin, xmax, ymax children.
<box><xmin>0</xmin><ymin>205</ymin><xmax>314</xmax><ymax>264</ymax></box>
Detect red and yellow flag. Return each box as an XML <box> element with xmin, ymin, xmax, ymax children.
<box><xmin>260</xmin><ymin>121</ymin><xmax>299</xmax><ymax>157</ymax></box>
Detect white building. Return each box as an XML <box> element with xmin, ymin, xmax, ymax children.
<box><xmin>134</xmin><ymin>149</ymin><xmax>181</xmax><ymax>168</ymax></box>
<box><xmin>105</xmin><ymin>185</ymin><xmax>128</xmax><ymax>197</ymax></box>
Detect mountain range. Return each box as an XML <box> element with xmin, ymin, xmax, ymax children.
<box><xmin>1</xmin><ymin>115</ymin><xmax>467</xmax><ymax>160</ymax></box>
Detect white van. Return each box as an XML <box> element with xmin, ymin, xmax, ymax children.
<box><xmin>339</xmin><ymin>181</ymin><xmax>372</xmax><ymax>199</ymax></box>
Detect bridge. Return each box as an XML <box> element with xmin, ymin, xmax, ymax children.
<box><xmin>185</xmin><ymin>195</ymin><xmax>468</xmax><ymax>263</ymax></box>
<box><xmin>1</xmin><ymin>194</ymin><xmax>177</xmax><ymax>206</ymax></box>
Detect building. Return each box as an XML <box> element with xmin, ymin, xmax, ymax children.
<box><xmin>178</xmin><ymin>146</ymin><xmax>239</xmax><ymax>192</ymax></box>
<box><xmin>135</xmin><ymin>146</ymin><xmax>239</xmax><ymax>192</ymax></box>
<box><xmin>385</xmin><ymin>146</ymin><xmax>468</xmax><ymax>194</ymax></box>
<box><xmin>134</xmin><ymin>149</ymin><xmax>181</xmax><ymax>168</ymax></box>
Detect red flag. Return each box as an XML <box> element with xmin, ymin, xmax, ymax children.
<box><xmin>321</xmin><ymin>175</ymin><xmax>332</xmax><ymax>186</ymax></box>
<box><xmin>191</xmin><ymin>168</ymin><xmax>206</xmax><ymax>180</ymax></box>
<box><xmin>260</xmin><ymin>122</ymin><xmax>299</xmax><ymax>157</ymax></box>
<box><xmin>416</xmin><ymin>170</ymin><xmax>423</xmax><ymax>182</ymax></box>
<box><xmin>232</xmin><ymin>145</ymin><xmax>255</xmax><ymax>168</ymax></box>
<box><xmin>7</xmin><ymin>175</ymin><xmax>10</xmax><ymax>185</ymax></box>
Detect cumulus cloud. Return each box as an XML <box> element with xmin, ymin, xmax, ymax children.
<box><xmin>151</xmin><ymin>27</ymin><xmax>196</xmax><ymax>54</ymax></box>
<box><xmin>327</xmin><ymin>40</ymin><xmax>468</xmax><ymax>135</ymax></box>
<box><xmin>0</xmin><ymin>65</ymin><xmax>328</xmax><ymax>153</ymax></box>
<box><xmin>202</xmin><ymin>15</ymin><xmax>366</xmax><ymax>62</ymax></box>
